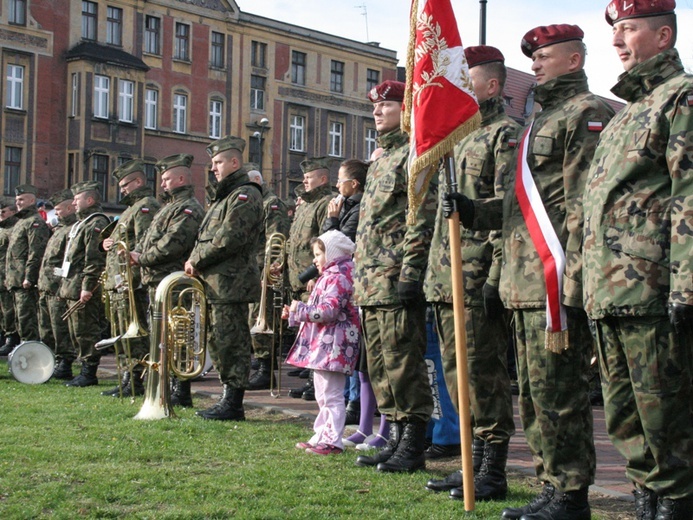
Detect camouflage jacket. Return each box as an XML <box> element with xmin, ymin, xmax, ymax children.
<box><xmin>583</xmin><ymin>50</ymin><xmax>693</xmax><ymax>318</ymax></box>
<box><xmin>353</xmin><ymin>128</ymin><xmax>437</xmax><ymax>306</ymax></box>
<box><xmin>58</xmin><ymin>204</ymin><xmax>109</xmax><ymax>300</ymax></box>
<box><xmin>135</xmin><ymin>185</ymin><xmax>204</xmax><ymax>287</ymax></box>
<box><xmin>256</xmin><ymin>185</ymin><xmax>291</xmax><ymax>267</ymax></box>
<box><xmin>472</xmin><ymin>70</ymin><xmax>614</xmax><ymax>309</ymax></box>
<box><xmin>424</xmin><ymin>96</ymin><xmax>521</xmax><ymax>305</ymax></box>
<box><xmin>188</xmin><ymin>168</ymin><xmax>263</xmax><ymax>303</ymax></box>
<box><xmin>38</xmin><ymin>213</ymin><xmax>77</xmax><ymax>295</ymax></box>
<box><xmin>286</xmin><ymin>183</ymin><xmax>333</xmax><ymax>292</ymax></box>
<box><xmin>5</xmin><ymin>205</ymin><xmax>51</xmax><ymax>289</ymax></box>
<box><xmin>0</xmin><ymin>215</ymin><xmax>18</xmax><ymax>289</ymax></box>
<box><xmin>103</xmin><ymin>186</ymin><xmax>160</xmax><ymax>291</ymax></box>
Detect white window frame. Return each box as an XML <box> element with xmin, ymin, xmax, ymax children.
<box><xmin>250</xmin><ymin>75</ymin><xmax>265</xmax><ymax>111</ymax></box>
<box><xmin>93</xmin><ymin>74</ymin><xmax>110</xmax><ymax>119</ymax></box>
<box><xmin>118</xmin><ymin>79</ymin><xmax>134</xmax><ymax>122</ymax></box>
<box><xmin>144</xmin><ymin>88</ymin><xmax>158</xmax><ymax>129</ymax></box>
<box><xmin>173</xmin><ymin>93</ymin><xmax>187</xmax><ymax>134</ymax></box>
<box><xmin>209</xmin><ymin>100</ymin><xmax>222</xmax><ymax>139</ymax></box>
<box><xmin>289</xmin><ymin>115</ymin><xmax>305</xmax><ymax>152</ymax></box>
<box><xmin>329</xmin><ymin>121</ymin><xmax>343</xmax><ymax>157</ymax></box>
<box><xmin>365</xmin><ymin>128</ymin><xmax>378</xmax><ymax>160</ymax></box>
<box><xmin>5</xmin><ymin>64</ymin><xmax>24</xmax><ymax>109</ymax></box>
<box><xmin>71</xmin><ymin>73</ymin><xmax>78</xmax><ymax>117</ymax></box>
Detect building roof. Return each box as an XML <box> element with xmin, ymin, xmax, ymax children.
<box><xmin>65</xmin><ymin>42</ymin><xmax>150</xmax><ymax>71</ymax></box>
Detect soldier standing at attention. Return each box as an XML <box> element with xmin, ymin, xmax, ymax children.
<box><xmin>185</xmin><ymin>136</ymin><xmax>263</xmax><ymax>421</ymax></box>
<box><xmin>0</xmin><ymin>199</ymin><xmax>19</xmax><ymax>356</ymax></box>
<box><xmin>583</xmin><ymin>1</ymin><xmax>693</xmax><ymax>518</ymax></box>
<box><xmin>38</xmin><ymin>189</ymin><xmax>78</xmax><ymax>380</ymax></box>
<box><xmin>6</xmin><ymin>184</ymin><xmax>50</xmax><ymax>344</ymax></box>
<box><xmin>101</xmin><ymin>160</ymin><xmax>160</xmax><ymax>398</ymax></box>
<box><xmin>61</xmin><ymin>182</ymin><xmax>110</xmax><ymax>387</ymax></box>
<box><xmin>425</xmin><ymin>46</ymin><xmax>519</xmax><ymax>501</ymax></box>
<box><xmin>130</xmin><ymin>153</ymin><xmax>204</xmax><ymax>407</ymax></box>
<box><xmin>353</xmin><ymin>80</ymin><xmax>436</xmax><ymax>473</ymax></box>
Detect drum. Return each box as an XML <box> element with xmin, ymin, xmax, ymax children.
<box><xmin>8</xmin><ymin>341</ymin><xmax>55</xmax><ymax>384</ymax></box>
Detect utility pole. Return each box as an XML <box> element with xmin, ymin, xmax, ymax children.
<box><xmin>355</xmin><ymin>4</ymin><xmax>369</xmax><ymax>42</ymax></box>
<box><xmin>479</xmin><ymin>0</ymin><xmax>487</xmax><ymax>45</ymax></box>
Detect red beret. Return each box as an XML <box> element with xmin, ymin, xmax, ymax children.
<box><xmin>367</xmin><ymin>80</ymin><xmax>405</xmax><ymax>103</ymax></box>
<box><xmin>605</xmin><ymin>0</ymin><xmax>675</xmax><ymax>25</ymax></box>
<box><xmin>465</xmin><ymin>45</ymin><xmax>505</xmax><ymax>68</ymax></box>
<box><xmin>521</xmin><ymin>24</ymin><xmax>585</xmax><ymax>57</ymax></box>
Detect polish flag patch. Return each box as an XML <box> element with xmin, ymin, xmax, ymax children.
<box><xmin>587</xmin><ymin>121</ymin><xmax>604</xmax><ymax>132</ymax></box>
<box><xmin>32</xmin><ymin>222</ymin><xmax>40</xmax><ymax>228</ymax></box>
<box><xmin>184</xmin><ymin>208</ymin><xmax>193</xmax><ymax>215</ymax></box>
<box><xmin>238</xmin><ymin>194</ymin><xmax>248</xmax><ymax>201</ymax></box>
<box><xmin>507</xmin><ymin>138</ymin><xmax>518</xmax><ymax>149</ymax></box>
<box><xmin>683</xmin><ymin>94</ymin><xmax>693</xmax><ymax>106</ymax></box>
<box><xmin>270</xmin><ymin>204</ymin><xmax>279</xmax><ymax>210</ymax></box>
<box><xmin>141</xmin><ymin>207</ymin><xmax>150</xmax><ymax>213</ymax></box>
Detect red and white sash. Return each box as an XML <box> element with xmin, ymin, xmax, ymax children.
<box><xmin>514</xmin><ymin>124</ymin><xmax>569</xmax><ymax>352</ymax></box>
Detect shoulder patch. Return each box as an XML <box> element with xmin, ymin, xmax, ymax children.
<box><xmin>238</xmin><ymin>193</ymin><xmax>248</xmax><ymax>202</ymax></box>
<box><xmin>507</xmin><ymin>138</ymin><xmax>518</xmax><ymax>149</ymax></box>
<box><xmin>141</xmin><ymin>207</ymin><xmax>150</xmax><ymax>213</ymax></box>
<box><xmin>681</xmin><ymin>94</ymin><xmax>693</xmax><ymax>107</ymax></box>
<box><xmin>587</xmin><ymin>121</ymin><xmax>604</xmax><ymax>132</ymax></box>
<box><xmin>32</xmin><ymin>222</ymin><xmax>40</xmax><ymax>228</ymax></box>
<box><xmin>270</xmin><ymin>204</ymin><xmax>279</xmax><ymax>210</ymax></box>
<box><xmin>94</xmin><ymin>228</ymin><xmax>101</xmax><ymax>233</ymax></box>
<box><xmin>184</xmin><ymin>208</ymin><xmax>193</xmax><ymax>215</ymax></box>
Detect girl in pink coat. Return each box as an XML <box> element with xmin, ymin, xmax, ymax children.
<box><xmin>283</xmin><ymin>230</ymin><xmax>360</xmax><ymax>455</ymax></box>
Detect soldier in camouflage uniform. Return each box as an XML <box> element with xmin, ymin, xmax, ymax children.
<box><xmin>37</xmin><ymin>189</ymin><xmax>77</xmax><ymax>379</ymax></box>
<box><xmin>130</xmin><ymin>153</ymin><xmax>204</xmax><ymax>406</ymax></box>
<box><xmin>353</xmin><ymin>80</ymin><xmax>436</xmax><ymax>473</ymax></box>
<box><xmin>185</xmin><ymin>136</ymin><xmax>263</xmax><ymax>421</ymax></box>
<box><xmin>60</xmin><ymin>181</ymin><xmax>110</xmax><ymax>387</ymax></box>
<box><xmin>425</xmin><ymin>46</ymin><xmax>518</xmax><ymax>501</ymax></box>
<box><xmin>101</xmin><ymin>160</ymin><xmax>160</xmax><ymax>398</ymax></box>
<box><xmin>582</xmin><ymin>2</ymin><xmax>693</xmax><ymax>518</ymax></box>
<box><xmin>5</xmin><ymin>185</ymin><xmax>50</xmax><ymax>344</ymax></box>
<box><xmin>246</xmin><ymin>167</ymin><xmax>291</xmax><ymax>391</ymax></box>
<box><xmin>0</xmin><ymin>199</ymin><xmax>18</xmax><ymax>356</ymax></box>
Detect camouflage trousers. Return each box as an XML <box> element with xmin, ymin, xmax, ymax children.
<box><xmin>208</xmin><ymin>302</ymin><xmax>251</xmax><ymax>389</ymax></box>
<box><xmin>109</xmin><ymin>289</ymin><xmax>149</xmax><ymax>360</ymax></box>
<box><xmin>66</xmin><ymin>294</ymin><xmax>104</xmax><ymax>366</ymax></box>
<box><xmin>591</xmin><ymin>315</ymin><xmax>693</xmax><ymax>499</ymax></box>
<box><xmin>514</xmin><ymin>308</ymin><xmax>595</xmax><ymax>492</ymax></box>
<box><xmin>248</xmin><ymin>301</ymin><xmax>274</xmax><ymax>360</ymax></box>
<box><xmin>362</xmin><ymin>301</ymin><xmax>433</xmax><ymax>423</ymax></box>
<box><xmin>12</xmin><ymin>287</ymin><xmax>39</xmax><ymax>341</ymax></box>
<box><xmin>38</xmin><ymin>293</ymin><xmax>75</xmax><ymax>361</ymax></box>
<box><xmin>433</xmin><ymin>302</ymin><xmax>515</xmax><ymax>444</ymax></box>
<box><xmin>0</xmin><ymin>289</ymin><xmax>15</xmax><ymax>333</ymax></box>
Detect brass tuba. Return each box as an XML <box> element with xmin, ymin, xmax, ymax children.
<box><xmin>250</xmin><ymin>233</ymin><xmax>286</xmax><ymax>335</ymax></box>
<box><xmin>134</xmin><ymin>271</ymin><xmax>207</xmax><ymax>420</ymax></box>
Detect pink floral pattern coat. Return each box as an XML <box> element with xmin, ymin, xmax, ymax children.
<box><xmin>286</xmin><ymin>256</ymin><xmax>360</xmax><ymax>375</ymax></box>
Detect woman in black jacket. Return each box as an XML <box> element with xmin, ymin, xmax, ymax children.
<box><xmin>321</xmin><ymin>159</ymin><xmax>368</xmax><ymax>242</ymax></box>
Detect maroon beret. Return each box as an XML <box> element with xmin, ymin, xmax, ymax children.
<box><xmin>465</xmin><ymin>45</ymin><xmax>505</xmax><ymax>68</ymax></box>
<box><xmin>521</xmin><ymin>24</ymin><xmax>585</xmax><ymax>57</ymax></box>
<box><xmin>367</xmin><ymin>80</ymin><xmax>405</xmax><ymax>103</ymax></box>
<box><xmin>605</xmin><ymin>0</ymin><xmax>675</xmax><ymax>25</ymax></box>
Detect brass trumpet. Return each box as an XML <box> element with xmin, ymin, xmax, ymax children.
<box><xmin>61</xmin><ymin>276</ymin><xmax>103</xmax><ymax>321</ymax></box>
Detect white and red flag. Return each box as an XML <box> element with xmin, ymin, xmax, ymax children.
<box><xmin>402</xmin><ymin>0</ymin><xmax>480</xmax><ymax>222</ymax></box>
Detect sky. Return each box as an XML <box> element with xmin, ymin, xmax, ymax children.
<box><xmin>238</xmin><ymin>0</ymin><xmax>693</xmax><ymax>100</ymax></box>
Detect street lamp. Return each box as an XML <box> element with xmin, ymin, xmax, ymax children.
<box><xmin>252</xmin><ymin>117</ymin><xmax>270</xmax><ymax>174</ymax></box>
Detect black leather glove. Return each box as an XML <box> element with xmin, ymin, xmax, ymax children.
<box><xmin>397</xmin><ymin>281</ymin><xmax>421</xmax><ymax>306</ymax></box>
<box><xmin>442</xmin><ymin>192</ymin><xmax>475</xmax><ymax>228</ymax></box>
<box><xmin>668</xmin><ymin>302</ymin><xmax>693</xmax><ymax>337</ymax></box>
<box><xmin>482</xmin><ymin>283</ymin><xmax>504</xmax><ymax>320</ymax></box>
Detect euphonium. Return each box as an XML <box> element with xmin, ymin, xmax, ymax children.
<box><xmin>250</xmin><ymin>233</ymin><xmax>286</xmax><ymax>335</ymax></box>
<box><xmin>134</xmin><ymin>271</ymin><xmax>207</xmax><ymax>420</ymax></box>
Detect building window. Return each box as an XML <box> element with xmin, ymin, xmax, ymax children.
<box><xmin>118</xmin><ymin>79</ymin><xmax>134</xmax><ymax>123</ymax></box>
<box><xmin>250</xmin><ymin>75</ymin><xmax>265</xmax><ymax>111</ymax></box>
<box><xmin>174</xmin><ymin>23</ymin><xmax>190</xmax><ymax>61</ymax></box>
<box><xmin>173</xmin><ymin>93</ymin><xmax>187</xmax><ymax>133</ymax></box>
<box><xmin>209</xmin><ymin>99</ymin><xmax>222</xmax><ymax>139</ymax></box>
<box><xmin>71</xmin><ymin>73</ymin><xmax>79</xmax><ymax>117</ymax></box>
<box><xmin>367</xmin><ymin>69</ymin><xmax>380</xmax><ymax>91</ymax></box>
<box><xmin>93</xmin><ymin>75</ymin><xmax>110</xmax><ymax>119</ymax></box>
<box><xmin>4</xmin><ymin>147</ymin><xmax>21</xmax><ymax>196</ymax></box>
<box><xmin>92</xmin><ymin>154</ymin><xmax>109</xmax><ymax>202</ymax></box>
<box><xmin>210</xmin><ymin>32</ymin><xmax>225</xmax><ymax>69</ymax></box>
<box><xmin>330</xmin><ymin>60</ymin><xmax>344</xmax><ymax>93</ymax></box>
<box><xmin>144</xmin><ymin>16</ymin><xmax>161</xmax><ymax>55</ymax></box>
<box><xmin>106</xmin><ymin>6</ymin><xmax>123</xmax><ymax>46</ymax></box>
<box><xmin>8</xmin><ymin>0</ymin><xmax>27</xmax><ymax>25</ymax></box>
<box><xmin>289</xmin><ymin>115</ymin><xmax>305</xmax><ymax>152</ymax></box>
<box><xmin>144</xmin><ymin>163</ymin><xmax>157</xmax><ymax>195</ymax></box>
<box><xmin>82</xmin><ymin>1</ymin><xmax>97</xmax><ymax>41</ymax></box>
<box><xmin>251</xmin><ymin>41</ymin><xmax>266</xmax><ymax>68</ymax></box>
<box><xmin>365</xmin><ymin>128</ymin><xmax>378</xmax><ymax>160</ymax></box>
<box><xmin>329</xmin><ymin>121</ymin><xmax>343</xmax><ymax>157</ymax></box>
<box><xmin>144</xmin><ymin>88</ymin><xmax>158</xmax><ymax>129</ymax></box>
<box><xmin>5</xmin><ymin>65</ymin><xmax>24</xmax><ymax>110</ymax></box>
<box><xmin>291</xmin><ymin>51</ymin><xmax>306</xmax><ymax>85</ymax></box>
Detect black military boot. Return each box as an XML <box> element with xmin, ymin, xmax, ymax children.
<box><xmin>118</xmin><ymin>367</ymin><xmax>145</xmax><ymax>398</ymax></box>
<box><xmin>171</xmin><ymin>378</ymin><xmax>193</xmax><ymax>407</ymax></box>
<box><xmin>101</xmin><ymin>370</ymin><xmax>131</xmax><ymax>396</ymax></box>
<box><xmin>196</xmin><ymin>385</ymin><xmax>245</xmax><ymax>421</ymax></box>
<box><xmin>655</xmin><ymin>497</ymin><xmax>693</xmax><ymax>520</ymax></box>
<box><xmin>66</xmin><ymin>363</ymin><xmax>99</xmax><ymax>387</ymax></box>
<box><xmin>450</xmin><ymin>439</ymin><xmax>509</xmax><ymax>501</ymax></box>
<box><xmin>52</xmin><ymin>358</ymin><xmax>75</xmax><ymax>380</ymax></box>
<box><xmin>0</xmin><ymin>332</ymin><xmax>20</xmax><ymax>356</ymax></box>
<box><xmin>345</xmin><ymin>399</ymin><xmax>360</xmax><ymax>425</ymax></box>
<box><xmin>519</xmin><ymin>486</ymin><xmax>590</xmax><ymax>520</ymax></box>
<box><xmin>376</xmin><ymin>421</ymin><xmax>427</xmax><ymax>473</ymax></box>
<box><xmin>501</xmin><ymin>482</ymin><xmax>555</xmax><ymax>519</ymax></box>
<box><xmin>247</xmin><ymin>358</ymin><xmax>275</xmax><ymax>391</ymax></box>
<box><xmin>426</xmin><ymin>438</ymin><xmax>485</xmax><ymax>492</ymax></box>
<box><xmin>633</xmin><ymin>487</ymin><xmax>657</xmax><ymax>520</ymax></box>
<box><xmin>355</xmin><ymin>421</ymin><xmax>402</xmax><ymax>467</ymax></box>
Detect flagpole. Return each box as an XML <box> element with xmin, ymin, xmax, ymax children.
<box><xmin>445</xmin><ymin>153</ymin><xmax>475</xmax><ymax>511</ymax></box>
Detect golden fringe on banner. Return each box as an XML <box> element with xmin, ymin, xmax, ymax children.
<box><xmin>545</xmin><ymin>329</ymin><xmax>570</xmax><ymax>354</ymax></box>
<box><xmin>401</xmin><ymin>0</ymin><xmax>418</xmax><ymax>137</ymax></box>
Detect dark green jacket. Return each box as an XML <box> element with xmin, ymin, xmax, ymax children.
<box><xmin>6</xmin><ymin>205</ymin><xmax>50</xmax><ymax>289</ymax></box>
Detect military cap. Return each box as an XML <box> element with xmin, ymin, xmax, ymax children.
<box><xmin>605</xmin><ymin>0</ymin><xmax>675</xmax><ymax>25</ymax></box>
<box><xmin>206</xmin><ymin>136</ymin><xmax>246</xmax><ymax>157</ymax></box>
<box><xmin>155</xmin><ymin>153</ymin><xmax>194</xmax><ymax>175</ymax></box>
<box><xmin>112</xmin><ymin>159</ymin><xmax>145</xmax><ymax>182</ymax></box>
<box><xmin>244</xmin><ymin>162</ymin><xmax>260</xmax><ymax>172</ymax></box>
<box><xmin>0</xmin><ymin>196</ymin><xmax>15</xmax><ymax>209</ymax></box>
<box><xmin>49</xmin><ymin>189</ymin><xmax>74</xmax><ymax>206</ymax></box>
<box><xmin>465</xmin><ymin>45</ymin><xmax>505</xmax><ymax>68</ymax></box>
<box><xmin>521</xmin><ymin>24</ymin><xmax>584</xmax><ymax>57</ymax></box>
<box><xmin>15</xmin><ymin>184</ymin><xmax>38</xmax><ymax>196</ymax></box>
<box><xmin>71</xmin><ymin>180</ymin><xmax>102</xmax><ymax>195</ymax></box>
<box><xmin>367</xmin><ymin>80</ymin><xmax>405</xmax><ymax>103</ymax></box>
<box><xmin>300</xmin><ymin>157</ymin><xmax>332</xmax><ymax>174</ymax></box>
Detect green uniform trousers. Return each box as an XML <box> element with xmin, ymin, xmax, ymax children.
<box><xmin>208</xmin><ymin>302</ymin><xmax>251</xmax><ymax>389</ymax></box>
<box><xmin>0</xmin><ymin>289</ymin><xmax>15</xmax><ymax>333</ymax></box>
<box><xmin>38</xmin><ymin>293</ymin><xmax>74</xmax><ymax>361</ymax></box>
<box><xmin>66</xmin><ymin>295</ymin><xmax>104</xmax><ymax>366</ymax></box>
<box><xmin>12</xmin><ymin>287</ymin><xmax>39</xmax><ymax>341</ymax></box>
